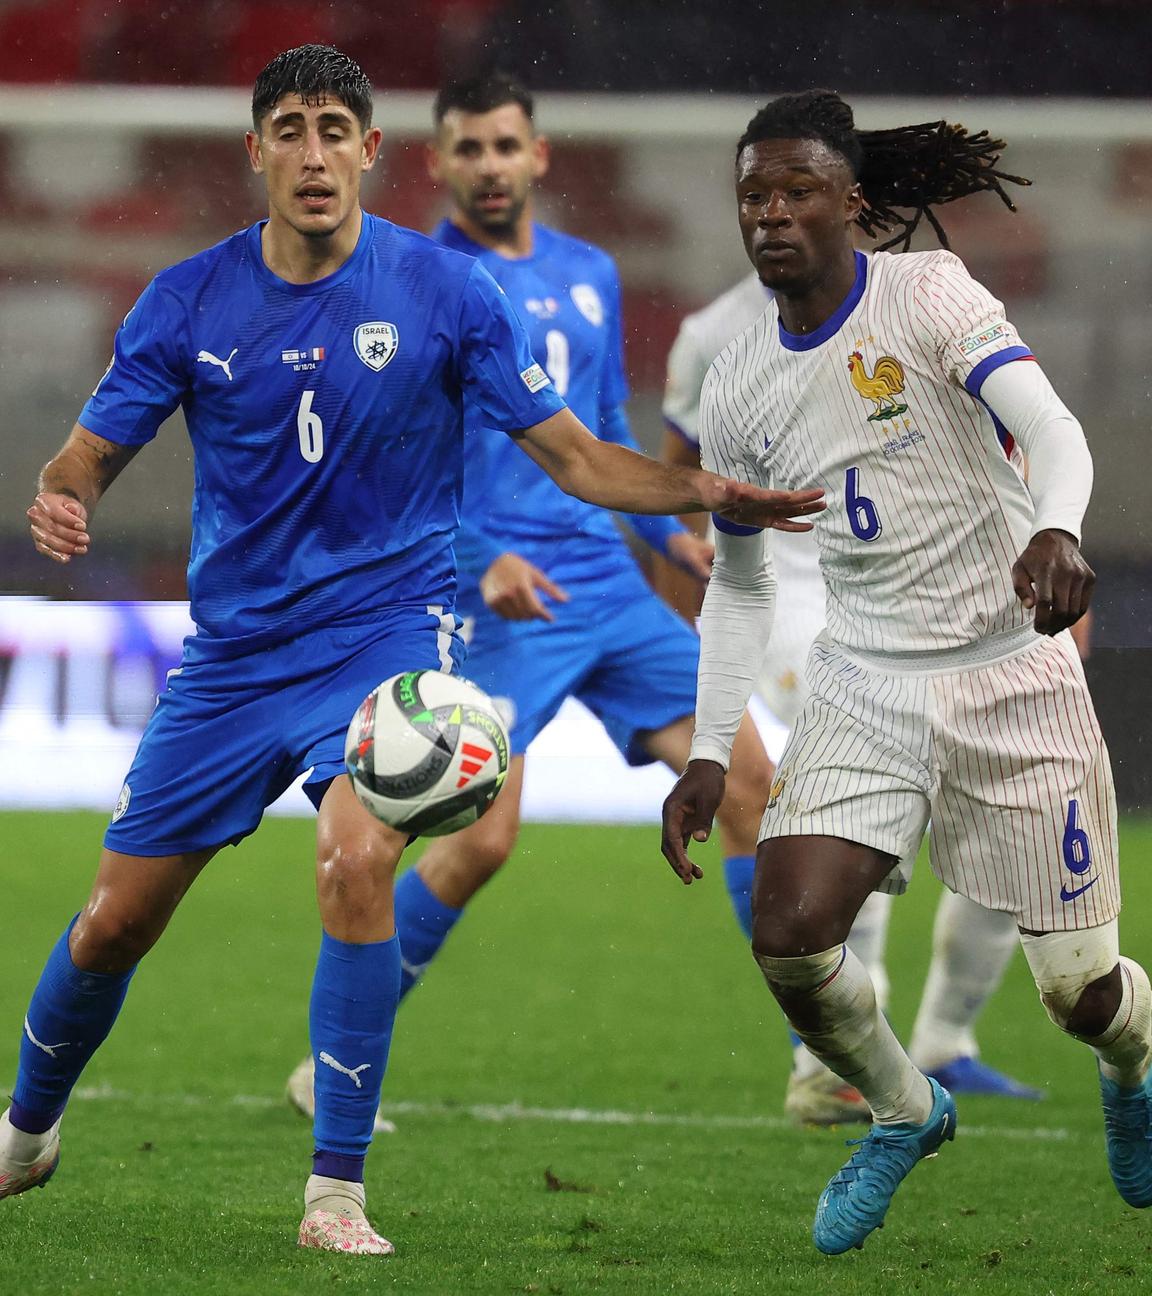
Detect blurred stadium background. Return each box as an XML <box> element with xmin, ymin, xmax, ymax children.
<box><xmin>2</xmin><ymin>4</ymin><xmax>1151</xmax><ymax>1290</ymax></box>
<box><xmin>1</xmin><ymin>0</ymin><xmax>1149</xmax><ymax>817</ymax></box>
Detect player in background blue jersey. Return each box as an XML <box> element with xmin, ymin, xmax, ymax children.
<box><xmin>3</xmin><ymin>46</ymin><xmax>824</xmax><ymax>1257</ymax></box>
<box><xmin>283</xmin><ymin>70</ymin><xmax>792</xmax><ymax>1129</ymax></box>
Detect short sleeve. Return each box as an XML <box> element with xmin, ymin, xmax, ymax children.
<box><xmin>78</xmin><ymin>278</ymin><xmax>188</xmax><ymax>446</ymax></box>
<box><xmin>661</xmin><ymin>320</ymin><xmax>710</xmax><ymax>449</ymax></box>
<box><xmin>457</xmin><ymin>262</ymin><xmax>568</xmax><ymax>433</ymax></box>
<box><xmin>598</xmin><ymin>261</ymin><xmax>630</xmax><ymax>416</ymax></box>
<box><xmin>913</xmin><ymin>252</ymin><xmax>1033</xmax><ymax>396</ymax></box>
<box><xmin>699</xmin><ymin>361</ymin><xmax>765</xmax><ymax>536</ymax></box>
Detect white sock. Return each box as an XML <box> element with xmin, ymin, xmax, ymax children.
<box><xmin>845</xmin><ymin>890</ymin><xmax>894</xmax><ymax>1010</ymax></box>
<box><xmin>0</xmin><ymin>1110</ymin><xmax>59</xmax><ymax>1164</ymax></box>
<box><xmin>758</xmin><ymin>945</ymin><xmax>933</xmax><ymax>1126</ymax></box>
<box><xmin>1086</xmin><ymin>958</ymin><xmax>1152</xmax><ymax>1090</ymax></box>
<box><xmin>304</xmin><ymin>1173</ymin><xmax>367</xmax><ymax>1219</ymax></box>
<box><xmin>791</xmin><ymin>891</ymin><xmax>894</xmax><ymax>1081</ymax></box>
<box><xmin>908</xmin><ymin>891</ymin><xmax>1018</xmax><ymax>1070</ymax></box>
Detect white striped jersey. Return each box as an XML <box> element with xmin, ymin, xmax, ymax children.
<box><xmin>699</xmin><ymin>248</ymin><xmax>1038</xmax><ymax>655</ymax></box>
<box><xmin>663</xmin><ymin>272</ymin><xmax>821</xmax><ymax>595</ymax></box>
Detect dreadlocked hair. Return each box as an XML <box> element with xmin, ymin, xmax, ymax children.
<box><xmin>739</xmin><ymin>90</ymin><xmax>1031</xmax><ymax>253</ymax></box>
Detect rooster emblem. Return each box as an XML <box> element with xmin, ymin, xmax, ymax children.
<box><xmin>848</xmin><ymin>351</ymin><xmax>908</xmax><ymax>422</ymax></box>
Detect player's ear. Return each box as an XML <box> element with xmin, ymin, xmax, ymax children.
<box><xmin>425</xmin><ymin>139</ymin><xmax>444</xmax><ymax>183</ymax></box>
<box><xmin>845</xmin><ymin>181</ymin><xmax>863</xmax><ymax>225</ymax></box>
<box><xmin>532</xmin><ymin>132</ymin><xmax>550</xmax><ymax>182</ymax></box>
<box><xmin>245</xmin><ymin>129</ymin><xmax>264</xmax><ymax>175</ymax></box>
<box><xmin>361</xmin><ymin>126</ymin><xmax>383</xmax><ymax>172</ymax></box>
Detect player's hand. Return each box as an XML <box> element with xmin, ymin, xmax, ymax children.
<box><xmin>665</xmin><ymin>531</ymin><xmax>713</xmax><ymax>582</ymax></box>
<box><xmin>27</xmin><ymin>492</ymin><xmax>90</xmax><ymax>564</ymax></box>
<box><xmin>481</xmin><ymin>552</ymin><xmax>569</xmax><ymax>622</ymax></box>
<box><xmin>661</xmin><ymin>758</ymin><xmax>727</xmax><ymax>885</ymax></box>
<box><xmin>711</xmin><ymin>478</ymin><xmax>826</xmax><ymax>533</ymax></box>
<box><xmin>1011</xmin><ymin>528</ymin><xmax>1095</xmax><ymax>636</ymax></box>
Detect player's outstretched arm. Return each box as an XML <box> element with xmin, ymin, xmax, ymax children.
<box><xmin>512</xmin><ymin>408</ymin><xmax>825</xmax><ymax>531</ymax></box>
<box><xmin>27</xmin><ymin>423</ymin><xmax>139</xmax><ymax>563</ymax></box>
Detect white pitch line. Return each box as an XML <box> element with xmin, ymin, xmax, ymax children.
<box><xmin>69</xmin><ymin>1086</ymin><xmax>1074</xmax><ymax>1142</ymax></box>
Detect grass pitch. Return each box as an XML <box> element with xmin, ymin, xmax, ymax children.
<box><xmin>1</xmin><ymin>811</ymin><xmax>1150</xmax><ymax>1295</ymax></box>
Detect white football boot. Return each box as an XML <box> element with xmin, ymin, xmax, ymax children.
<box><xmin>0</xmin><ymin>1109</ymin><xmax>61</xmax><ymax>1199</ymax></box>
<box><xmin>286</xmin><ymin>1056</ymin><xmax>396</xmax><ymax>1135</ymax></box>
<box><xmin>785</xmin><ymin>1068</ymin><xmax>872</xmax><ymax>1127</ymax></box>
<box><xmin>298</xmin><ymin>1174</ymin><xmax>394</xmax><ymax>1256</ymax></box>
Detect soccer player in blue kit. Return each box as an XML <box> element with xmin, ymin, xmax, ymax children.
<box><xmin>2</xmin><ymin>47</ymin><xmax>824</xmax><ymax>1256</ymax></box>
<box><xmin>377</xmin><ymin>74</ymin><xmax>778</xmax><ymax>1022</ymax></box>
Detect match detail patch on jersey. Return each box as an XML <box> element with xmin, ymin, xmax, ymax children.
<box><xmin>520</xmin><ymin>363</ymin><xmax>552</xmax><ymax>393</ymax></box>
<box><xmin>282</xmin><ymin>347</ymin><xmax>325</xmax><ymax>364</ymax></box>
<box><xmin>354</xmin><ymin>321</ymin><xmax>399</xmax><ymax>372</ymax></box>
<box><xmin>958</xmin><ymin>322</ymin><xmax>1009</xmax><ymax>356</ymax></box>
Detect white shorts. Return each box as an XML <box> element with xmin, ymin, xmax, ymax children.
<box><xmin>760</xmin><ymin>629</ymin><xmax>1119</xmax><ymax>932</ymax></box>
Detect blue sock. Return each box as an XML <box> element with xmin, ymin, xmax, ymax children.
<box><xmin>310</xmin><ymin>931</ymin><xmax>400</xmax><ymax>1182</ymax></box>
<box><xmin>723</xmin><ymin>856</ymin><xmax>803</xmax><ymax>1051</ymax></box>
<box><xmin>393</xmin><ymin>869</ymin><xmax>462</xmax><ymax>1000</ymax></box>
<box><xmin>723</xmin><ymin>855</ymin><xmax>756</xmax><ymax>941</ymax></box>
<box><xmin>11</xmin><ymin>918</ymin><xmax>136</xmax><ymax>1134</ymax></box>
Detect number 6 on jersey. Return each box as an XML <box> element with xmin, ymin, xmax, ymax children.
<box><xmin>297</xmin><ymin>389</ymin><xmax>324</xmax><ymax>463</ymax></box>
<box><xmin>845</xmin><ymin>465</ymin><xmax>882</xmax><ymax>542</ymax></box>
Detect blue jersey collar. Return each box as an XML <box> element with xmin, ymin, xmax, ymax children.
<box><xmin>433</xmin><ymin>218</ymin><xmax>548</xmax><ymax>263</ymax></box>
<box><xmin>248</xmin><ymin>211</ymin><xmax>376</xmax><ymax>295</ymax></box>
<box><xmin>777</xmin><ymin>250</ymin><xmax>868</xmax><ymax>352</ymax></box>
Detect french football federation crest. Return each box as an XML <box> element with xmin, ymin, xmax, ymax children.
<box><xmin>848</xmin><ymin>350</ymin><xmax>908</xmax><ymax>422</ymax></box>
<box><xmin>354</xmin><ymin>321</ymin><xmax>399</xmax><ymax>372</ymax></box>
<box><xmin>570</xmin><ymin>283</ymin><xmax>604</xmax><ymax>326</ymax></box>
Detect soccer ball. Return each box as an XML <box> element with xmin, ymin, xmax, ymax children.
<box><xmin>345</xmin><ymin>670</ymin><xmax>510</xmax><ymax>837</ymax></box>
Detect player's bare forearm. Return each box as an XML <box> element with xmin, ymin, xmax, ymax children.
<box><xmin>1011</xmin><ymin>528</ymin><xmax>1095</xmax><ymax>636</ymax></box>
<box><xmin>28</xmin><ymin>424</ymin><xmax>139</xmax><ymax>563</ymax></box>
<box><xmin>515</xmin><ymin>409</ymin><xmax>825</xmax><ymax>530</ymax></box>
<box><xmin>39</xmin><ymin>423</ymin><xmax>138</xmax><ymax>512</ymax></box>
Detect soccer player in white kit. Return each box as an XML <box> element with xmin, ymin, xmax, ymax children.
<box><xmin>662</xmin><ymin>91</ymin><xmax>1152</xmax><ymax>1255</ymax></box>
<box><xmin>662</xmin><ymin>271</ymin><xmax>1046</xmax><ymax>1117</ymax></box>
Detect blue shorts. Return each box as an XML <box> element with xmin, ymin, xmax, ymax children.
<box><xmin>460</xmin><ymin>568</ymin><xmax>699</xmax><ymax>765</ymax></box>
<box><xmin>104</xmin><ymin>609</ymin><xmax>464</xmax><ymax>857</ymax></box>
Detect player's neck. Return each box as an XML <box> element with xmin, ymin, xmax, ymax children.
<box><xmin>774</xmin><ymin>247</ymin><xmax>859</xmax><ymax>337</ymax></box>
<box><xmin>450</xmin><ymin>210</ymin><xmax>535</xmax><ymax>260</ymax></box>
<box><xmin>261</xmin><ymin>209</ymin><xmax>364</xmax><ymax>284</ymax></box>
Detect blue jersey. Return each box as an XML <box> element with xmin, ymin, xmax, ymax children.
<box><xmin>432</xmin><ymin>221</ymin><xmax>681</xmax><ymax>595</ymax></box>
<box><xmin>79</xmin><ymin>213</ymin><xmax>565</xmax><ymax>648</ymax></box>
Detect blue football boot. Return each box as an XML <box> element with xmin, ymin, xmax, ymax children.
<box><xmin>1100</xmin><ymin>1071</ymin><xmax>1152</xmax><ymax>1208</ymax></box>
<box><xmin>928</xmin><ymin>1055</ymin><xmax>1045</xmax><ymax>1101</ymax></box>
<box><xmin>812</xmin><ymin>1078</ymin><xmax>956</xmax><ymax>1255</ymax></box>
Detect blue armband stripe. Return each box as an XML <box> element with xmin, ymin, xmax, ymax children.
<box><xmin>712</xmin><ymin>514</ymin><xmax>763</xmax><ymax>536</ymax></box>
<box><xmin>964</xmin><ymin>346</ymin><xmax>1034</xmax><ymax>397</ymax></box>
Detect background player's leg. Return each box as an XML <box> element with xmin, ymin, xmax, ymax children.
<box><xmin>644</xmin><ymin>717</ymin><xmax>871</xmax><ymax>1124</ymax></box>
<box><xmin>2</xmin><ymin>846</ymin><xmax>215</xmax><ymax>1195</ymax></box>
<box><xmin>908</xmin><ymin>891</ymin><xmax>1042</xmax><ymax>1097</ymax></box>
<box><xmin>302</xmin><ymin>775</ymin><xmax>409</xmax><ymax>1253</ymax></box>
<box><xmin>394</xmin><ymin>755</ymin><xmax>525</xmax><ymax>998</ymax></box>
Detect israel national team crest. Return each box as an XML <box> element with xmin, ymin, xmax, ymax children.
<box><xmin>570</xmin><ymin>283</ymin><xmax>604</xmax><ymax>326</ymax></box>
<box><xmin>354</xmin><ymin>321</ymin><xmax>399</xmax><ymax>372</ymax></box>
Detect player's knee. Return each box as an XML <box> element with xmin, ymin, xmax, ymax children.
<box><xmin>70</xmin><ymin>903</ymin><xmax>163</xmax><ymax>972</ymax></box>
<box><xmin>316</xmin><ymin>824</ymin><xmax>403</xmax><ymax>920</ymax></box>
<box><xmin>1020</xmin><ymin>921</ymin><xmax>1120</xmax><ymax>1036</ymax></box>
<box><xmin>750</xmin><ymin>905</ymin><xmax>831</xmax><ymax>961</ymax></box>
<box><xmin>465</xmin><ymin>820</ymin><xmax>517</xmax><ymax>883</ymax></box>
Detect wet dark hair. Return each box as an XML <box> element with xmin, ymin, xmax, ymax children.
<box><xmin>433</xmin><ymin>71</ymin><xmax>534</xmax><ymax>126</ymax></box>
<box><xmin>738</xmin><ymin>89</ymin><xmax>1030</xmax><ymax>252</ymax></box>
<box><xmin>251</xmin><ymin>45</ymin><xmax>373</xmax><ymax>133</ymax></box>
